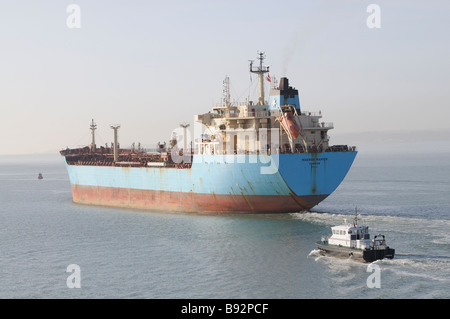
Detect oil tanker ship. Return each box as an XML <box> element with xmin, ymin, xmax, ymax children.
<box><xmin>60</xmin><ymin>53</ymin><xmax>357</xmax><ymax>213</ymax></box>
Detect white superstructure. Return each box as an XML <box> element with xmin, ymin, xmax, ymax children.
<box><xmin>324</xmin><ymin>209</ymin><xmax>388</xmax><ymax>251</ymax></box>
<box><xmin>193</xmin><ymin>53</ymin><xmax>342</xmax><ymax>156</ymax></box>
<box><xmin>328</xmin><ymin>223</ymin><xmax>372</xmax><ymax>250</ymax></box>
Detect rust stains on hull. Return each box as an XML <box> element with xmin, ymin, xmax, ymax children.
<box><xmin>71</xmin><ymin>184</ymin><xmax>328</xmax><ymax>214</ymax></box>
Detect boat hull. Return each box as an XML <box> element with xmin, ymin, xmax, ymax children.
<box><xmin>71</xmin><ymin>184</ymin><xmax>328</xmax><ymax>213</ymax></box>
<box><xmin>316</xmin><ymin>242</ymin><xmax>395</xmax><ymax>262</ymax></box>
<box><xmin>64</xmin><ymin>152</ymin><xmax>356</xmax><ymax>213</ymax></box>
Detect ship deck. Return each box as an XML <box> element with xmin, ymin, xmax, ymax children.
<box><xmin>61</xmin><ymin>145</ymin><xmax>355</xmax><ymax>168</ymax></box>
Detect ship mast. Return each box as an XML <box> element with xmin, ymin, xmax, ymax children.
<box><xmin>110</xmin><ymin>125</ymin><xmax>120</xmax><ymax>162</ymax></box>
<box><xmin>222</xmin><ymin>76</ymin><xmax>231</xmax><ymax>107</ymax></box>
<box><xmin>90</xmin><ymin>119</ymin><xmax>97</xmax><ymax>151</ymax></box>
<box><xmin>249</xmin><ymin>52</ymin><xmax>269</xmax><ymax>105</ymax></box>
<box><xmin>179</xmin><ymin>122</ymin><xmax>190</xmax><ymax>153</ymax></box>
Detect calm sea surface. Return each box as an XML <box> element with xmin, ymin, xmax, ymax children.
<box><xmin>0</xmin><ymin>151</ymin><xmax>449</xmax><ymax>299</ymax></box>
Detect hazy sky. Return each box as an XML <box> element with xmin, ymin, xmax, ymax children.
<box><xmin>1</xmin><ymin>0</ymin><xmax>449</xmax><ymax>154</ymax></box>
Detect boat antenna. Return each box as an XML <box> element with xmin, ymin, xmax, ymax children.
<box><xmin>249</xmin><ymin>51</ymin><xmax>269</xmax><ymax>105</ymax></box>
<box><xmin>354</xmin><ymin>206</ymin><xmax>358</xmax><ymax>227</ymax></box>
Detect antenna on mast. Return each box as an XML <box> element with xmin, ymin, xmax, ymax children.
<box><xmin>354</xmin><ymin>206</ymin><xmax>359</xmax><ymax>226</ymax></box>
<box><xmin>249</xmin><ymin>51</ymin><xmax>269</xmax><ymax>105</ymax></box>
<box><xmin>222</xmin><ymin>76</ymin><xmax>231</xmax><ymax>107</ymax></box>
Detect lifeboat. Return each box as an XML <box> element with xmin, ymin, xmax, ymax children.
<box><xmin>280</xmin><ymin>111</ymin><xmax>301</xmax><ymax>139</ymax></box>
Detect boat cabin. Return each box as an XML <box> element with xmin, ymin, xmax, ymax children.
<box><xmin>324</xmin><ymin>219</ymin><xmax>389</xmax><ymax>251</ymax></box>
<box><xmin>327</xmin><ymin>223</ymin><xmax>372</xmax><ymax>250</ymax></box>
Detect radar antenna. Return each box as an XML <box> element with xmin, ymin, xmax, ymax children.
<box><xmin>249</xmin><ymin>51</ymin><xmax>269</xmax><ymax>105</ymax></box>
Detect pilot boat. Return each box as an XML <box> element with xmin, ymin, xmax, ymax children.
<box><xmin>316</xmin><ymin>209</ymin><xmax>395</xmax><ymax>262</ymax></box>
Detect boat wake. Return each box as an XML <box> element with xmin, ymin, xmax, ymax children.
<box><xmin>307</xmin><ymin>249</ymin><xmax>321</xmax><ymax>259</ymax></box>
<box><xmin>395</xmin><ymin>253</ymin><xmax>450</xmax><ymax>261</ymax></box>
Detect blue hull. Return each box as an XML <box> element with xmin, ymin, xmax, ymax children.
<box><xmin>65</xmin><ymin>151</ymin><xmax>356</xmax><ymax>213</ymax></box>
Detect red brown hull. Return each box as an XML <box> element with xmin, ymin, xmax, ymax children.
<box><xmin>71</xmin><ymin>184</ymin><xmax>328</xmax><ymax>214</ymax></box>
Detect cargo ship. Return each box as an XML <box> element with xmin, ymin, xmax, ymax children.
<box><xmin>60</xmin><ymin>53</ymin><xmax>357</xmax><ymax>213</ymax></box>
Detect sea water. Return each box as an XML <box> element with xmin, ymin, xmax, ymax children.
<box><xmin>0</xmin><ymin>151</ymin><xmax>449</xmax><ymax>299</ymax></box>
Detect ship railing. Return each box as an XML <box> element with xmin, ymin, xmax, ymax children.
<box><xmin>210</xmin><ymin>113</ymin><xmax>224</xmax><ymax>119</ymax></box>
<box><xmin>212</xmin><ymin>102</ymin><xmax>244</xmax><ymax>110</ymax></box>
<box><xmin>321</xmin><ymin>122</ymin><xmax>334</xmax><ymax>129</ymax></box>
<box><xmin>224</xmin><ymin>112</ymin><xmax>239</xmax><ymax>118</ymax></box>
<box><xmin>301</xmin><ymin>111</ymin><xmax>322</xmax><ymax>117</ymax></box>
<box><xmin>210</xmin><ymin>110</ymin><xmax>270</xmax><ymax>119</ymax></box>
<box><xmin>325</xmin><ymin>145</ymin><xmax>357</xmax><ymax>152</ymax></box>
<box><xmin>213</xmin><ymin>101</ymin><xmax>252</xmax><ymax>108</ymax></box>
<box><xmin>239</xmin><ymin>111</ymin><xmax>270</xmax><ymax>118</ymax></box>
<box><xmin>302</xmin><ymin>122</ymin><xmax>334</xmax><ymax>129</ymax></box>
<box><xmin>62</xmin><ymin>143</ymin><xmax>357</xmax><ymax>167</ymax></box>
